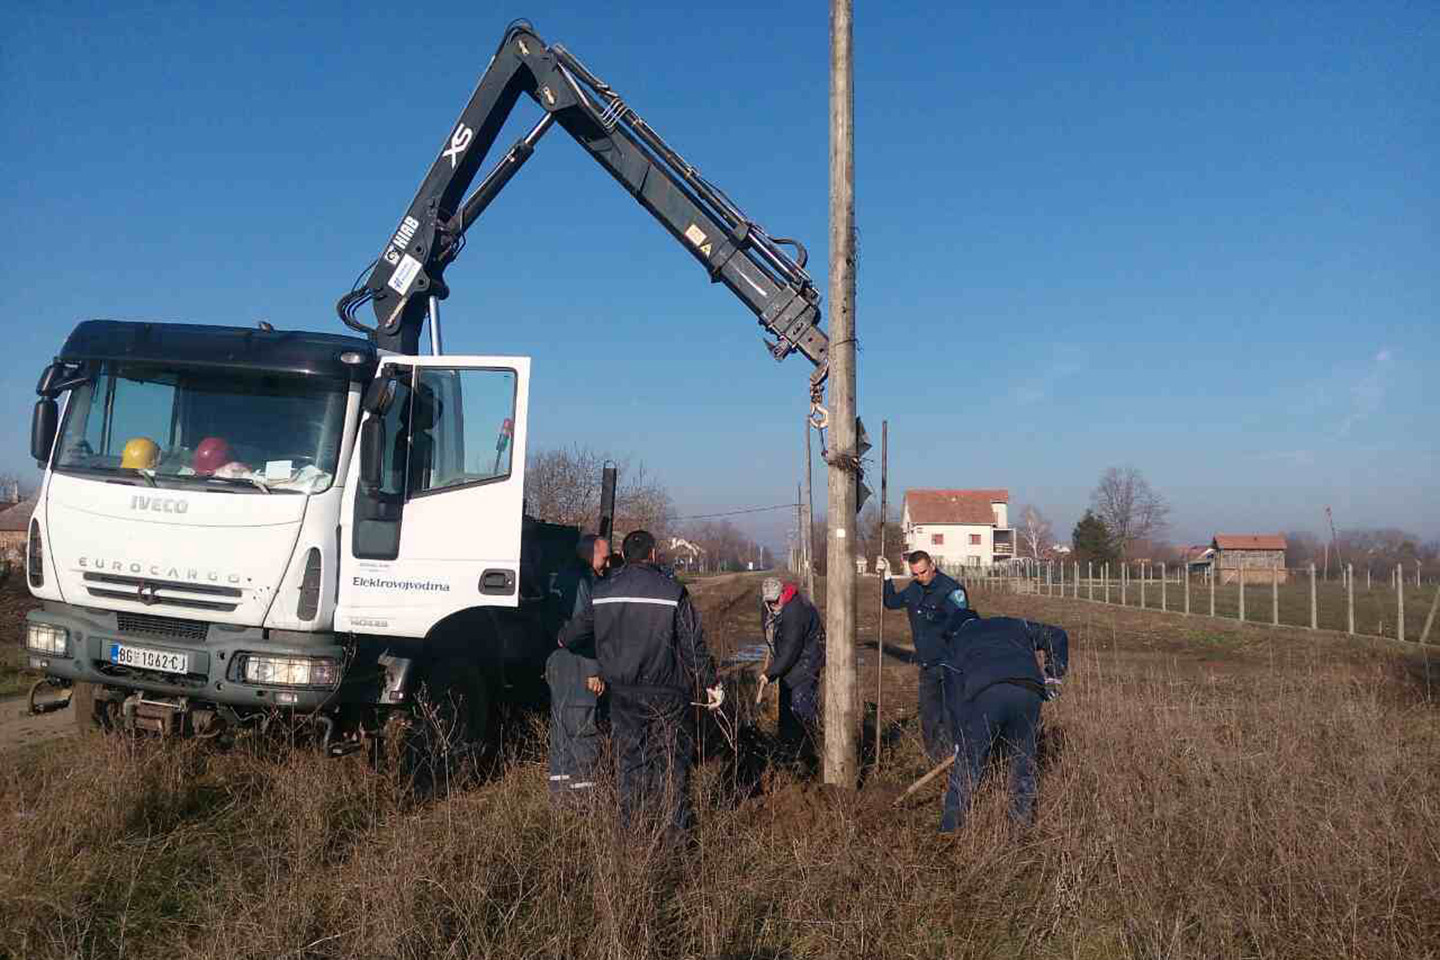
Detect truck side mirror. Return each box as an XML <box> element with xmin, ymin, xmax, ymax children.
<box><xmin>31</xmin><ymin>399</ymin><xmax>58</xmax><ymax>465</ymax></box>
<box><xmin>359</xmin><ymin>417</ymin><xmax>385</xmax><ymax>489</ymax></box>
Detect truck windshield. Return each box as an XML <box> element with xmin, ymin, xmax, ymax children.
<box><xmin>53</xmin><ymin>362</ymin><xmax>349</xmax><ymax>494</ymax></box>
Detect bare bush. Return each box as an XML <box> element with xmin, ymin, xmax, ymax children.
<box><xmin>525</xmin><ymin>445</ymin><xmax>674</xmax><ymax>537</ymax></box>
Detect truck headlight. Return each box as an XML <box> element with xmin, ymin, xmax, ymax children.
<box><xmin>240</xmin><ymin>654</ymin><xmax>340</xmax><ymax>688</ymax></box>
<box><xmin>26</xmin><ymin>622</ymin><xmax>68</xmax><ymax>656</ymax></box>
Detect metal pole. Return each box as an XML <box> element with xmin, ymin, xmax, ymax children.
<box><xmin>1397</xmin><ymin>564</ymin><xmax>1405</xmax><ymax>643</ymax></box>
<box><xmin>1347</xmin><ymin>563</ymin><xmax>1355</xmax><ymax>634</ymax></box>
<box><xmin>426</xmin><ymin>296</ymin><xmax>444</xmax><ymax>355</ymax></box>
<box><xmin>803</xmin><ymin>413</ymin><xmax>816</xmax><ymax>599</ymax></box>
<box><xmin>1271</xmin><ymin>564</ymin><xmax>1279</xmax><ymax>626</ymax></box>
<box><xmin>1309</xmin><ymin>562</ymin><xmax>1317</xmax><ymax>630</ymax></box>
<box><xmin>875</xmin><ymin>420</ymin><xmax>888</xmax><ymax>769</ymax></box>
<box><xmin>823</xmin><ymin>0</ymin><xmax>859</xmax><ymax>786</ymax></box>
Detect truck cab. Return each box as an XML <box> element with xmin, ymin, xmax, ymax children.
<box><xmin>24</xmin><ymin>320</ymin><xmax>564</xmax><ymax>740</ymax></box>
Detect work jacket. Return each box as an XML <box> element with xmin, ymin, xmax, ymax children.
<box><xmin>551</xmin><ymin>559</ymin><xmax>602</xmax><ymax>681</ymax></box>
<box><xmin>561</xmin><ymin>562</ymin><xmax>716</xmax><ymax>694</ymax></box>
<box><xmin>765</xmin><ymin>590</ymin><xmax>825</xmax><ymax>684</ymax></box>
<box><xmin>883</xmin><ymin>571</ymin><xmax>971</xmax><ymax>665</ymax></box>
<box><xmin>943</xmin><ymin>616</ymin><xmax>1069</xmax><ymax>703</ymax></box>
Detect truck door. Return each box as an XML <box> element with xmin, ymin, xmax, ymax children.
<box><xmin>335</xmin><ymin>356</ymin><xmax>530</xmax><ymax>639</ymax></box>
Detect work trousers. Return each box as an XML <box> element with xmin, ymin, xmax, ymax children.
<box><xmin>609</xmin><ymin>685</ymin><xmax>695</xmax><ymax>833</ymax></box>
<box><xmin>545</xmin><ymin>648</ymin><xmax>602</xmax><ymax>799</ymax></box>
<box><xmin>917</xmin><ymin>664</ymin><xmax>954</xmax><ymax>763</ymax></box>
<box><xmin>777</xmin><ymin>672</ymin><xmax>820</xmax><ymax>763</ymax></box>
<box><xmin>941</xmin><ymin>682</ymin><xmax>1043</xmax><ymax>833</ymax></box>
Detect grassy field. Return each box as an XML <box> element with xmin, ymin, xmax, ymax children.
<box><xmin>2</xmin><ymin>577</ymin><xmax>1437</xmax><ymax>959</ymax></box>
<box><xmin>986</xmin><ymin>572</ymin><xmax>1438</xmax><ymax>641</ymax></box>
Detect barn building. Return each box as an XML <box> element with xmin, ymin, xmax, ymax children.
<box><xmin>1211</xmin><ymin>533</ymin><xmax>1288</xmax><ymax>584</ymax></box>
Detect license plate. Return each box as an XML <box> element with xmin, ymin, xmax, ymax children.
<box><xmin>109</xmin><ymin>642</ymin><xmax>188</xmax><ymax>674</ymax></box>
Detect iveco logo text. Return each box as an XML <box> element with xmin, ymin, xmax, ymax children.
<box><xmin>78</xmin><ymin>557</ymin><xmax>243</xmax><ymax>585</ymax></box>
<box><xmin>129</xmin><ymin>495</ymin><xmax>189</xmax><ymax>515</ymax></box>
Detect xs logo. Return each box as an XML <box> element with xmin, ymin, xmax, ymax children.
<box><xmin>442</xmin><ymin>123</ymin><xmax>474</xmax><ymax>169</ymax></box>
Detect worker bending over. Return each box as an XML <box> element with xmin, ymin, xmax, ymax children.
<box><xmin>878</xmin><ymin>551</ymin><xmax>972</xmax><ymax>762</ymax></box>
<box><xmin>562</xmin><ymin>530</ymin><xmax>723</xmax><ymax>835</ymax></box>
<box><xmin>757</xmin><ymin>577</ymin><xmax>825</xmax><ymax>766</ymax></box>
<box><xmin>546</xmin><ymin>533</ymin><xmax>609</xmax><ymax>801</ymax></box>
<box><xmin>939</xmin><ymin>613</ymin><xmax>1068</xmax><ymax>832</ymax></box>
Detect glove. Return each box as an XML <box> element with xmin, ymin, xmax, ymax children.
<box><xmin>705</xmin><ymin>684</ymin><xmax>726</xmax><ymax>711</ymax></box>
<box><xmin>877</xmin><ymin>556</ymin><xmax>892</xmax><ymax>580</ymax></box>
<box><xmin>586</xmin><ymin>676</ymin><xmax>605</xmax><ymax>696</ymax></box>
<box><xmin>1043</xmin><ymin>678</ymin><xmax>1063</xmax><ymax>702</ymax></box>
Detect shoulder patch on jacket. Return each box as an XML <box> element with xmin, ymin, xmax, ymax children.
<box><xmin>949</xmin><ymin>588</ymin><xmax>968</xmax><ymax>610</ymax></box>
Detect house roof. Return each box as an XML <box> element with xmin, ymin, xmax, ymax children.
<box><xmin>0</xmin><ymin>495</ymin><xmax>37</xmax><ymax>533</ymax></box>
<box><xmin>904</xmin><ymin>489</ymin><xmax>1009</xmax><ymax>526</ymax></box>
<box><xmin>1180</xmin><ymin>544</ymin><xmax>1214</xmax><ymax>562</ymax></box>
<box><xmin>1212</xmin><ymin>534</ymin><xmax>1287</xmax><ymax>551</ymax></box>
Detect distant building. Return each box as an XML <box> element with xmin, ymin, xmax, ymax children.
<box><xmin>0</xmin><ymin>494</ymin><xmax>37</xmax><ymax>573</ymax></box>
<box><xmin>902</xmin><ymin>489</ymin><xmax>1014</xmax><ymax>568</ymax></box>
<box><xmin>1211</xmin><ymin>534</ymin><xmax>1288</xmax><ymax>584</ymax></box>
<box><xmin>666</xmin><ymin>537</ymin><xmax>706</xmax><ymax>572</ymax></box>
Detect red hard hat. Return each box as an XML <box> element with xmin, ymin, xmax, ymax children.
<box><xmin>193</xmin><ymin>437</ymin><xmax>234</xmax><ymax>475</ymax></box>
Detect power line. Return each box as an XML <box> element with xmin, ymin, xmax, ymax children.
<box><xmin>671</xmin><ymin>502</ymin><xmax>800</xmax><ymax>521</ymax></box>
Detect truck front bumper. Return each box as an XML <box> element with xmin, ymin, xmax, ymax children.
<box><xmin>25</xmin><ymin>602</ymin><xmax>357</xmax><ymax>712</ymax></box>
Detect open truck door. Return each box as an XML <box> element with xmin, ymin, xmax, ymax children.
<box><xmin>336</xmin><ymin>355</ymin><xmax>530</xmax><ymax>639</ymax></box>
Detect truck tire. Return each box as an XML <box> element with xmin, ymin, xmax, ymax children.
<box><xmin>71</xmin><ymin>681</ymin><xmax>113</xmax><ymax>734</ymax></box>
<box><xmin>385</xmin><ymin>659</ymin><xmax>496</xmax><ymax>792</ymax></box>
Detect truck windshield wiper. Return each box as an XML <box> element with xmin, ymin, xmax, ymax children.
<box><xmin>200</xmin><ymin>474</ymin><xmax>272</xmax><ymax>495</ymax></box>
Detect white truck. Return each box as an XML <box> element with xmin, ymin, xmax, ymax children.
<box><xmin>22</xmin><ymin>22</ymin><xmax>830</xmax><ymax>750</ymax></box>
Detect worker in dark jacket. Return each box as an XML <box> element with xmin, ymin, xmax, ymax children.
<box><xmin>878</xmin><ymin>551</ymin><xmax>972</xmax><ymax>762</ymax></box>
<box><xmin>561</xmin><ymin>530</ymin><xmax>722</xmax><ymax>833</ymax></box>
<box><xmin>939</xmin><ymin>615</ymin><xmax>1068</xmax><ymax>832</ymax></box>
<box><xmin>545</xmin><ymin>534</ymin><xmax>609</xmax><ymax>801</ymax></box>
<box><xmin>756</xmin><ymin>577</ymin><xmax>825</xmax><ymax>763</ymax></box>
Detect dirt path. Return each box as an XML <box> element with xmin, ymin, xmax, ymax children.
<box><xmin>0</xmin><ymin>695</ymin><xmax>71</xmax><ymax>756</ymax></box>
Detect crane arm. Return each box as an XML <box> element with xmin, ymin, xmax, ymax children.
<box><xmin>337</xmin><ymin>21</ymin><xmax>828</xmax><ymax>395</ymax></box>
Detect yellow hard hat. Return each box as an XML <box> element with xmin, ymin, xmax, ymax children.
<box><xmin>120</xmin><ymin>437</ymin><xmax>160</xmax><ymax>470</ymax></box>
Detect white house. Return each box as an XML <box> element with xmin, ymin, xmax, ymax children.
<box><xmin>902</xmin><ymin>489</ymin><xmax>1014</xmax><ymax>568</ymax></box>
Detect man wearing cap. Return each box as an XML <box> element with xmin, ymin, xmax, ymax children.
<box><xmin>545</xmin><ymin>533</ymin><xmax>610</xmax><ymax>802</ymax></box>
<box><xmin>877</xmin><ymin>550</ymin><xmax>972</xmax><ymax>762</ymax></box>
<box><xmin>561</xmin><ymin>530</ymin><xmax>722</xmax><ymax>834</ymax></box>
<box><xmin>757</xmin><ymin>578</ymin><xmax>825</xmax><ymax>764</ymax></box>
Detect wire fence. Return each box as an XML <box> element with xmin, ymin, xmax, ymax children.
<box><xmin>943</xmin><ymin>559</ymin><xmax>1440</xmax><ymax>645</ymax></box>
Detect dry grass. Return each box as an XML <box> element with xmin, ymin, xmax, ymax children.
<box><xmin>3</xmin><ymin>594</ymin><xmax>1438</xmax><ymax>959</ymax></box>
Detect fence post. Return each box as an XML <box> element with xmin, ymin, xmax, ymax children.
<box><xmin>1272</xmin><ymin>565</ymin><xmax>1279</xmax><ymax>626</ymax></box>
<box><xmin>1366</xmin><ymin>566</ymin><xmax>1371</xmax><ymax>591</ymax></box>
<box><xmin>1309</xmin><ymin>563</ymin><xmax>1317</xmax><ymax>630</ymax></box>
<box><xmin>1161</xmin><ymin>562</ymin><xmax>1168</xmax><ymax>611</ymax></box>
<box><xmin>1209</xmin><ymin>565</ymin><xmax>1215</xmax><ymax>617</ymax></box>
<box><xmin>1140</xmin><ymin>563</ymin><xmax>1147</xmax><ymax>609</ymax></box>
<box><xmin>1088</xmin><ymin>562</ymin><xmax>1094</xmax><ymax>601</ymax></box>
<box><xmin>1397</xmin><ymin>564</ymin><xmax>1405</xmax><ymax>643</ymax></box>
<box><xmin>1121</xmin><ymin>562</ymin><xmax>1127</xmax><ymax>607</ymax></box>
<box><xmin>1347</xmin><ymin>563</ymin><xmax>1355</xmax><ymax>635</ymax></box>
<box><xmin>1104</xmin><ymin>563</ymin><xmax>1110</xmax><ymax>604</ymax></box>
<box><xmin>1238</xmin><ymin>569</ymin><xmax>1246</xmax><ymax>623</ymax></box>
<box><xmin>1183</xmin><ymin>564</ymin><xmax>1190</xmax><ymax>615</ymax></box>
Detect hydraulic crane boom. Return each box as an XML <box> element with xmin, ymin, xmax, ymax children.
<box><xmin>337</xmin><ymin>20</ymin><xmax>829</xmax><ymax>396</ymax></box>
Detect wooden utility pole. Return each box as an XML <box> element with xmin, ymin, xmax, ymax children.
<box><xmin>824</xmin><ymin>0</ymin><xmax>859</xmax><ymax>787</ymax></box>
<box><xmin>875</xmin><ymin>420</ymin><xmax>888</xmax><ymax>769</ymax></box>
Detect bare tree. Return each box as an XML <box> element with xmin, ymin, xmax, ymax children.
<box><xmin>1017</xmin><ymin>504</ymin><xmax>1055</xmax><ymax>559</ymax></box>
<box><xmin>1090</xmin><ymin>466</ymin><xmax>1170</xmax><ymax>560</ymax></box>
<box><xmin>524</xmin><ymin>445</ymin><xmax>673</xmax><ymax>537</ymax></box>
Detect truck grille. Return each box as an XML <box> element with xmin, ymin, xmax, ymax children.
<box><xmin>83</xmin><ymin>573</ymin><xmax>241</xmax><ymax>613</ymax></box>
<box><xmin>115</xmin><ymin>612</ymin><xmax>209</xmax><ymax>642</ymax></box>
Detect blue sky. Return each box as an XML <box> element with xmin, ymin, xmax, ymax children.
<box><xmin>2</xmin><ymin>1</ymin><xmax>1435</xmax><ymax>548</ymax></box>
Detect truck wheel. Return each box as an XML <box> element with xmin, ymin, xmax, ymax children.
<box><xmin>71</xmin><ymin>682</ymin><xmax>113</xmax><ymax>734</ymax></box>
<box><xmin>386</xmin><ymin>660</ymin><xmax>496</xmax><ymax>792</ymax></box>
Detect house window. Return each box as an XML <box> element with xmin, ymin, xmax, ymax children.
<box><xmin>931</xmin><ymin>534</ymin><xmax>944</xmax><ymax>546</ymax></box>
<box><xmin>969</xmin><ymin>534</ymin><xmax>981</xmax><ymax>545</ymax></box>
